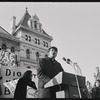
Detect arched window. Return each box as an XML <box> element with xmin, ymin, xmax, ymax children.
<box><xmin>34</xmin><ymin>21</ymin><xmax>37</xmax><ymax>29</ymax></box>
<box><xmin>1</xmin><ymin>43</ymin><xmax>6</xmax><ymax>51</ymax></box>
<box><xmin>38</xmin><ymin>39</ymin><xmax>40</xmax><ymax>45</ymax></box>
<box><xmin>36</xmin><ymin>52</ymin><xmax>39</xmax><ymax>60</ymax></box>
<box><xmin>31</xmin><ymin>21</ymin><xmax>33</xmax><ymax>28</ymax></box>
<box><xmin>46</xmin><ymin>42</ymin><xmax>48</xmax><ymax>47</ymax></box>
<box><xmin>26</xmin><ymin>49</ymin><xmax>30</xmax><ymax>59</ymax></box>
<box><xmin>39</xmin><ymin>25</ymin><xmax>41</xmax><ymax>32</ymax></box>
<box><xmin>11</xmin><ymin>47</ymin><xmax>15</xmax><ymax>53</ymax></box>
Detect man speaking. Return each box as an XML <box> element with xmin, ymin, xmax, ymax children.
<box><xmin>37</xmin><ymin>46</ymin><xmax>64</xmax><ymax>98</ymax></box>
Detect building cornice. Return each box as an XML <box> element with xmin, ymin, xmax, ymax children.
<box><xmin>20</xmin><ymin>42</ymin><xmax>48</xmax><ymax>52</ymax></box>
<box><xmin>14</xmin><ymin>24</ymin><xmax>53</xmax><ymax>41</ymax></box>
<box><xmin>0</xmin><ymin>32</ymin><xmax>20</xmax><ymax>43</ymax></box>
<box><xmin>20</xmin><ymin>57</ymin><xmax>38</xmax><ymax>64</ymax></box>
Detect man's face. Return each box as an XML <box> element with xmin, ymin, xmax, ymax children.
<box><xmin>96</xmin><ymin>67</ymin><xmax>99</xmax><ymax>73</ymax></box>
<box><xmin>48</xmin><ymin>48</ymin><xmax>57</xmax><ymax>59</ymax></box>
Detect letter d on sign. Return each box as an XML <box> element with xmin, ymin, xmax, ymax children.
<box><xmin>6</xmin><ymin>69</ymin><xmax>11</xmax><ymax>76</ymax></box>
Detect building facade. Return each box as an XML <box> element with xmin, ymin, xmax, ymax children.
<box><xmin>0</xmin><ymin>8</ymin><xmax>53</xmax><ymax>98</ymax></box>
<box><xmin>0</xmin><ymin>26</ymin><xmax>20</xmax><ymax>98</ymax></box>
<box><xmin>0</xmin><ymin>26</ymin><xmax>20</xmax><ymax>67</ymax></box>
<box><xmin>9</xmin><ymin>8</ymin><xmax>53</xmax><ymax>69</ymax></box>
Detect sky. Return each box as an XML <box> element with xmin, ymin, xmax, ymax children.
<box><xmin>0</xmin><ymin>2</ymin><xmax>100</xmax><ymax>86</ymax></box>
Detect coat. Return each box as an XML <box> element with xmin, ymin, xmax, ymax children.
<box><xmin>14</xmin><ymin>77</ymin><xmax>37</xmax><ymax>99</ymax></box>
<box><xmin>14</xmin><ymin>78</ymin><xmax>27</xmax><ymax>99</ymax></box>
<box><xmin>92</xmin><ymin>87</ymin><xmax>100</xmax><ymax>98</ymax></box>
<box><xmin>37</xmin><ymin>57</ymin><xmax>64</xmax><ymax>98</ymax></box>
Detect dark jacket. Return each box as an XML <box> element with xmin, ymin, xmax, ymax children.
<box><xmin>37</xmin><ymin>57</ymin><xmax>64</xmax><ymax>98</ymax></box>
<box><xmin>14</xmin><ymin>78</ymin><xmax>37</xmax><ymax>99</ymax></box>
<box><xmin>92</xmin><ymin>87</ymin><xmax>100</xmax><ymax>98</ymax></box>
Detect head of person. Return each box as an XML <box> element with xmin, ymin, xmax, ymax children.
<box><xmin>94</xmin><ymin>73</ymin><xmax>97</xmax><ymax>79</ymax></box>
<box><xmin>96</xmin><ymin>67</ymin><xmax>99</xmax><ymax>73</ymax></box>
<box><xmin>95</xmin><ymin>80</ymin><xmax>100</xmax><ymax>87</ymax></box>
<box><xmin>47</xmin><ymin>46</ymin><xmax>58</xmax><ymax>59</ymax></box>
<box><xmin>22</xmin><ymin>70</ymin><xmax>33</xmax><ymax>81</ymax></box>
<box><xmin>86</xmin><ymin>81</ymin><xmax>90</xmax><ymax>85</ymax></box>
<box><xmin>86</xmin><ymin>81</ymin><xmax>92</xmax><ymax>87</ymax></box>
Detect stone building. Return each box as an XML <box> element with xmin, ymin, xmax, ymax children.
<box><xmin>0</xmin><ymin>8</ymin><xmax>53</xmax><ymax>98</ymax></box>
<box><xmin>0</xmin><ymin>26</ymin><xmax>20</xmax><ymax>98</ymax></box>
<box><xmin>0</xmin><ymin>26</ymin><xmax>20</xmax><ymax>66</ymax></box>
<box><xmin>9</xmin><ymin>8</ymin><xmax>53</xmax><ymax>69</ymax></box>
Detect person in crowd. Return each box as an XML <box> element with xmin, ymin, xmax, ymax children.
<box><xmin>96</xmin><ymin>67</ymin><xmax>100</xmax><ymax>80</ymax></box>
<box><xmin>93</xmin><ymin>67</ymin><xmax>100</xmax><ymax>88</ymax></box>
<box><xmin>85</xmin><ymin>81</ymin><xmax>92</xmax><ymax>98</ymax></box>
<box><xmin>14</xmin><ymin>70</ymin><xmax>37</xmax><ymax>99</ymax></box>
<box><xmin>92</xmin><ymin>80</ymin><xmax>100</xmax><ymax>98</ymax></box>
<box><xmin>93</xmin><ymin>73</ymin><xmax>97</xmax><ymax>88</ymax></box>
<box><xmin>37</xmin><ymin>46</ymin><xmax>64</xmax><ymax>98</ymax></box>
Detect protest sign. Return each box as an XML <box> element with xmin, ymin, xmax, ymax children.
<box><xmin>0</xmin><ymin>66</ymin><xmax>38</xmax><ymax>98</ymax></box>
<box><xmin>3</xmin><ymin>79</ymin><xmax>19</xmax><ymax>95</ymax></box>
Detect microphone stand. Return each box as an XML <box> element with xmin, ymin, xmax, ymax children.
<box><xmin>71</xmin><ymin>63</ymin><xmax>82</xmax><ymax>98</ymax></box>
<box><xmin>64</xmin><ymin>60</ymin><xmax>82</xmax><ymax>98</ymax></box>
<box><xmin>74</xmin><ymin>63</ymin><xmax>92</xmax><ymax>98</ymax></box>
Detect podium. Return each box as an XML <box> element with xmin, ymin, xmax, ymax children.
<box><xmin>44</xmin><ymin>71</ymin><xmax>86</xmax><ymax>98</ymax></box>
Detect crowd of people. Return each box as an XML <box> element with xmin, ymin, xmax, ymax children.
<box><xmin>14</xmin><ymin>70</ymin><xmax>37</xmax><ymax>99</ymax></box>
<box><xmin>14</xmin><ymin>46</ymin><xmax>63</xmax><ymax>98</ymax></box>
<box><xmin>14</xmin><ymin>46</ymin><xmax>100</xmax><ymax>98</ymax></box>
<box><xmin>86</xmin><ymin>67</ymin><xmax>100</xmax><ymax>98</ymax></box>
<box><xmin>1</xmin><ymin>45</ymin><xmax>100</xmax><ymax>98</ymax></box>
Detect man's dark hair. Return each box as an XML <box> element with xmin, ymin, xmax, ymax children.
<box><xmin>48</xmin><ymin>46</ymin><xmax>58</xmax><ymax>52</ymax></box>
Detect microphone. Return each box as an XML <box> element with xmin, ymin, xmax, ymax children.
<box><xmin>62</xmin><ymin>57</ymin><xmax>66</xmax><ymax>61</ymax></box>
<box><xmin>62</xmin><ymin>57</ymin><xmax>79</xmax><ymax>68</ymax></box>
<box><xmin>62</xmin><ymin>57</ymin><xmax>72</xmax><ymax>64</ymax></box>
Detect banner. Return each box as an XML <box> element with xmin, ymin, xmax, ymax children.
<box><xmin>0</xmin><ymin>50</ymin><xmax>17</xmax><ymax>67</ymax></box>
<box><xmin>0</xmin><ymin>66</ymin><xmax>38</xmax><ymax>98</ymax></box>
<box><xmin>3</xmin><ymin>79</ymin><xmax>38</xmax><ymax>98</ymax></box>
<box><xmin>3</xmin><ymin>79</ymin><xmax>19</xmax><ymax>95</ymax></box>
<box><xmin>27</xmin><ymin>86</ymin><xmax>38</xmax><ymax>98</ymax></box>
